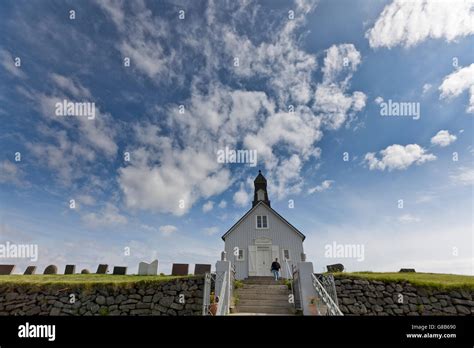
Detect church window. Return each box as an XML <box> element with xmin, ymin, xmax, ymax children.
<box><xmin>256</xmin><ymin>215</ymin><xmax>268</xmax><ymax>229</ymax></box>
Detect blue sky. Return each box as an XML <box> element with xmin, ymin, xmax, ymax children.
<box><xmin>0</xmin><ymin>0</ymin><xmax>473</xmax><ymax>275</ymax></box>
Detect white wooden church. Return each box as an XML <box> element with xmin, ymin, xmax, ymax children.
<box><xmin>222</xmin><ymin>171</ymin><xmax>306</xmax><ymax>280</ymax></box>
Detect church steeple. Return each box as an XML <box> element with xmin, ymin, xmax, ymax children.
<box><xmin>252</xmin><ymin>170</ymin><xmax>271</xmax><ymax>207</ymax></box>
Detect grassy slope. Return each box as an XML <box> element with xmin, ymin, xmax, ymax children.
<box><xmin>334</xmin><ymin>272</ymin><xmax>474</xmax><ymax>290</ymax></box>
<box><xmin>0</xmin><ymin>274</ymin><xmax>195</xmax><ymax>286</ymax></box>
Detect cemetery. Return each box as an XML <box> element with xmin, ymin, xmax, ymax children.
<box><xmin>0</xmin><ymin>258</ymin><xmax>473</xmax><ymax>316</ymax></box>
<box><xmin>0</xmin><ymin>261</ymin><xmax>209</xmax><ymax>316</ymax></box>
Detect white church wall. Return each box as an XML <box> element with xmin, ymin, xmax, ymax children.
<box><xmin>224</xmin><ymin>204</ymin><xmax>304</xmax><ymax>280</ymax></box>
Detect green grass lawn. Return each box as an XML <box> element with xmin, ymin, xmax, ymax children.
<box><xmin>335</xmin><ymin>272</ymin><xmax>474</xmax><ymax>289</ymax></box>
<box><xmin>0</xmin><ymin>274</ymin><xmax>196</xmax><ymax>286</ymax></box>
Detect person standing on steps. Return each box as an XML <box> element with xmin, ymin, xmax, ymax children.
<box><xmin>271</xmin><ymin>258</ymin><xmax>281</xmax><ymax>281</ymax></box>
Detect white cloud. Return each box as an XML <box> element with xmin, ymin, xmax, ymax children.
<box><xmin>50</xmin><ymin>73</ymin><xmax>92</xmax><ymax>99</ymax></box>
<box><xmin>431</xmin><ymin>130</ymin><xmax>457</xmax><ymax>147</ymax></box>
<box><xmin>450</xmin><ymin>167</ymin><xmax>474</xmax><ymax>186</ymax></box>
<box><xmin>0</xmin><ymin>160</ymin><xmax>25</xmax><ymax>186</ymax></box>
<box><xmin>203</xmin><ymin>226</ymin><xmax>219</xmax><ymax>236</ymax></box>
<box><xmin>439</xmin><ymin>64</ymin><xmax>474</xmax><ymax>113</ymax></box>
<box><xmin>96</xmin><ymin>0</ymin><xmax>185</xmax><ymax>84</ymax></box>
<box><xmin>366</xmin><ymin>0</ymin><xmax>474</xmax><ymax>48</ymax></box>
<box><xmin>202</xmin><ymin>201</ymin><xmax>214</xmax><ymax>213</ymax></box>
<box><xmin>314</xmin><ymin>84</ymin><xmax>366</xmax><ymax>129</ymax></box>
<box><xmin>233</xmin><ymin>183</ymin><xmax>250</xmax><ymax>207</ymax></box>
<box><xmin>140</xmin><ymin>224</ymin><xmax>157</xmax><ymax>232</ymax></box>
<box><xmin>422</xmin><ymin>83</ymin><xmax>432</xmax><ymax>94</ymax></box>
<box><xmin>119</xmin><ymin>147</ymin><xmax>231</xmax><ymax>216</ymax></box>
<box><xmin>218</xmin><ymin>200</ymin><xmax>227</xmax><ymax>209</ymax></box>
<box><xmin>81</xmin><ymin>203</ymin><xmax>128</xmax><ymax>228</ymax></box>
<box><xmin>322</xmin><ymin>44</ymin><xmax>361</xmax><ymax>84</ymax></box>
<box><xmin>77</xmin><ymin>194</ymin><xmax>96</xmax><ymax>206</ymax></box>
<box><xmin>19</xmin><ymin>73</ymin><xmax>119</xmax><ymax>187</ymax></box>
<box><xmin>415</xmin><ymin>193</ymin><xmax>436</xmax><ymax>204</ymax></box>
<box><xmin>219</xmin><ymin>0</ymin><xmax>318</xmax><ymax>106</ymax></box>
<box><xmin>158</xmin><ymin>225</ymin><xmax>178</xmax><ymax>237</ymax></box>
<box><xmin>314</xmin><ymin>44</ymin><xmax>367</xmax><ymax>130</ymax></box>
<box><xmin>271</xmin><ymin>155</ymin><xmax>304</xmax><ymax>198</ymax></box>
<box><xmin>308</xmin><ymin>180</ymin><xmax>334</xmax><ymax>194</ymax></box>
<box><xmin>398</xmin><ymin>214</ymin><xmax>421</xmax><ymax>223</ymax></box>
<box><xmin>374</xmin><ymin>96</ymin><xmax>384</xmax><ymax>105</ymax></box>
<box><xmin>0</xmin><ymin>49</ymin><xmax>26</xmax><ymax>79</ymax></box>
<box><xmin>364</xmin><ymin>144</ymin><xmax>436</xmax><ymax>171</ymax></box>
<box><xmin>103</xmin><ymin>1</ymin><xmax>364</xmax><ymax>210</ymax></box>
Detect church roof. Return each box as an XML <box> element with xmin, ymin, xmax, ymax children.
<box><xmin>221</xmin><ymin>201</ymin><xmax>306</xmax><ymax>241</ymax></box>
<box><xmin>254</xmin><ymin>170</ymin><xmax>267</xmax><ymax>184</ymax></box>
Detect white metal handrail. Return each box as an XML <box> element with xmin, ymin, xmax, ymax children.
<box><xmin>311</xmin><ymin>273</ymin><xmax>343</xmax><ymax>316</ymax></box>
<box><xmin>216</xmin><ymin>270</ymin><xmax>228</xmax><ymax>316</ymax></box>
<box><xmin>285</xmin><ymin>259</ymin><xmax>293</xmax><ymax>280</ymax></box>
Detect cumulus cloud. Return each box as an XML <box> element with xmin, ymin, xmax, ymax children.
<box><xmin>19</xmin><ymin>73</ymin><xmax>119</xmax><ymax>187</ymax></box>
<box><xmin>81</xmin><ymin>203</ymin><xmax>128</xmax><ymax>228</ymax></box>
<box><xmin>158</xmin><ymin>225</ymin><xmax>178</xmax><ymax>237</ymax></box>
<box><xmin>439</xmin><ymin>64</ymin><xmax>474</xmax><ymax>113</ymax></box>
<box><xmin>50</xmin><ymin>73</ymin><xmax>92</xmax><ymax>99</ymax></box>
<box><xmin>314</xmin><ymin>44</ymin><xmax>367</xmax><ymax>129</ymax></box>
<box><xmin>218</xmin><ymin>200</ymin><xmax>227</xmax><ymax>209</ymax></box>
<box><xmin>98</xmin><ymin>0</ymin><xmax>366</xmax><ymax>210</ymax></box>
<box><xmin>398</xmin><ymin>214</ymin><xmax>421</xmax><ymax>223</ymax></box>
<box><xmin>322</xmin><ymin>44</ymin><xmax>361</xmax><ymax>84</ymax></box>
<box><xmin>77</xmin><ymin>194</ymin><xmax>96</xmax><ymax>206</ymax></box>
<box><xmin>0</xmin><ymin>49</ymin><xmax>26</xmax><ymax>79</ymax></box>
<box><xmin>233</xmin><ymin>183</ymin><xmax>250</xmax><ymax>207</ymax></box>
<box><xmin>366</xmin><ymin>0</ymin><xmax>474</xmax><ymax>48</ymax></box>
<box><xmin>96</xmin><ymin>0</ymin><xmax>180</xmax><ymax>83</ymax></box>
<box><xmin>308</xmin><ymin>180</ymin><xmax>334</xmax><ymax>194</ymax></box>
<box><xmin>364</xmin><ymin>144</ymin><xmax>436</xmax><ymax>171</ymax></box>
<box><xmin>450</xmin><ymin>167</ymin><xmax>474</xmax><ymax>186</ymax></box>
<box><xmin>431</xmin><ymin>130</ymin><xmax>457</xmax><ymax>147</ymax></box>
<box><xmin>115</xmin><ymin>1</ymin><xmax>342</xmax><ymax>205</ymax></box>
<box><xmin>422</xmin><ymin>83</ymin><xmax>432</xmax><ymax>94</ymax></box>
<box><xmin>202</xmin><ymin>201</ymin><xmax>214</xmax><ymax>213</ymax></box>
<box><xmin>0</xmin><ymin>160</ymin><xmax>25</xmax><ymax>186</ymax></box>
<box><xmin>203</xmin><ymin>226</ymin><xmax>219</xmax><ymax>236</ymax></box>
<box><xmin>119</xmin><ymin>147</ymin><xmax>231</xmax><ymax>216</ymax></box>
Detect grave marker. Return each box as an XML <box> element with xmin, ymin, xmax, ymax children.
<box><xmin>0</xmin><ymin>264</ymin><xmax>15</xmax><ymax>275</ymax></box>
<box><xmin>194</xmin><ymin>264</ymin><xmax>211</xmax><ymax>275</ymax></box>
<box><xmin>171</xmin><ymin>263</ymin><xmax>189</xmax><ymax>276</ymax></box>
<box><xmin>64</xmin><ymin>265</ymin><xmax>76</xmax><ymax>274</ymax></box>
<box><xmin>43</xmin><ymin>265</ymin><xmax>58</xmax><ymax>274</ymax></box>
<box><xmin>138</xmin><ymin>260</ymin><xmax>158</xmax><ymax>275</ymax></box>
<box><xmin>24</xmin><ymin>266</ymin><xmax>36</xmax><ymax>275</ymax></box>
<box><xmin>96</xmin><ymin>264</ymin><xmax>108</xmax><ymax>274</ymax></box>
<box><xmin>113</xmin><ymin>266</ymin><xmax>127</xmax><ymax>275</ymax></box>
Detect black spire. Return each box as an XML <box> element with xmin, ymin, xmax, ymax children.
<box><xmin>252</xmin><ymin>170</ymin><xmax>270</xmax><ymax>207</ymax></box>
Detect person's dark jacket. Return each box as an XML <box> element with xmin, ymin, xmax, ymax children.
<box><xmin>271</xmin><ymin>261</ymin><xmax>281</xmax><ymax>271</ymax></box>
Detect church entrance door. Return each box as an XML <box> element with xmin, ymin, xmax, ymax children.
<box><xmin>256</xmin><ymin>246</ymin><xmax>272</xmax><ymax>276</ymax></box>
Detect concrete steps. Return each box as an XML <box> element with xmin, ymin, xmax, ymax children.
<box><xmin>238</xmin><ymin>299</ymin><xmax>291</xmax><ymax>307</ymax></box>
<box><xmin>242</xmin><ymin>276</ymin><xmax>286</xmax><ymax>285</ymax></box>
<box><xmin>235</xmin><ymin>306</ymin><xmax>294</xmax><ymax>315</ymax></box>
<box><xmin>233</xmin><ymin>277</ymin><xmax>294</xmax><ymax>315</ymax></box>
<box><xmin>234</xmin><ymin>293</ymin><xmax>289</xmax><ymax>300</ymax></box>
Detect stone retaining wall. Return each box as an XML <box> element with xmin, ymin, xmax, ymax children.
<box><xmin>0</xmin><ymin>277</ymin><xmax>204</xmax><ymax>316</ymax></box>
<box><xmin>335</xmin><ymin>276</ymin><xmax>473</xmax><ymax>316</ymax></box>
